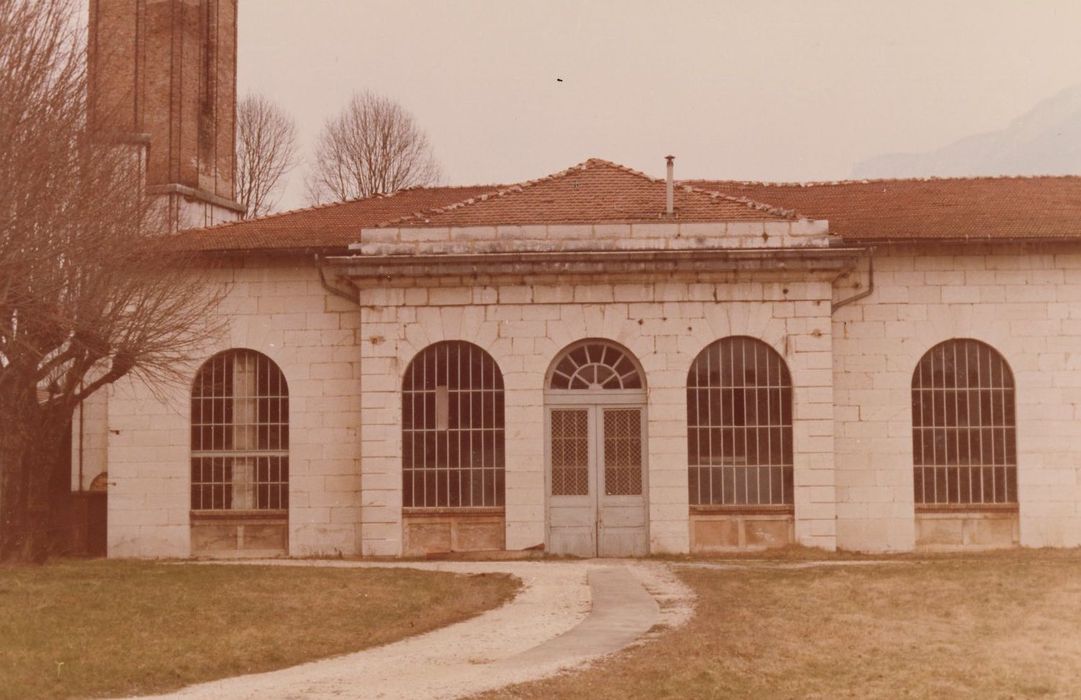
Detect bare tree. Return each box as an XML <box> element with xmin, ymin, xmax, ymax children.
<box><xmin>306</xmin><ymin>91</ymin><xmax>440</xmax><ymax>204</ymax></box>
<box><xmin>0</xmin><ymin>0</ymin><xmax>225</xmax><ymax>563</ymax></box>
<box><xmin>236</xmin><ymin>93</ymin><xmax>298</xmax><ymax>219</ymax></box>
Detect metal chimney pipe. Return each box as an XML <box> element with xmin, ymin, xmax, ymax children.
<box><xmin>665</xmin><ymin>155</ymin><xmax>675</xmax><ymax>216</ymax></box>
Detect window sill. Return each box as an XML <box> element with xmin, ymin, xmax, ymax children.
<box><xmin>690</xmin><ymin>505</ymin><xmax>794</xmax><ymax>516</ymax></box>
<box><xmin>402</xmin><ymin>507</ymin><xmax>505</xmax><ymax>518</ymax></box>
<box><xmin>915</xmin><ymin>504</ymin><xmax>1018</xmax><ymax>514</ymax></box>
<box><xmin>190</xmin><ymin>510</ymin><xmax>288</xmax><ymax>521</ymax></box>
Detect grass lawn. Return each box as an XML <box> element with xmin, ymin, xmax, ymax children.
<box><xmin>488</xmin><ymin>552</ymin><xmax>1081</xmax><ymax>699</ymax></box>
<box><xmin>0</xmin><ymin>560</ymin><xmax>517</xmax><ymax>700</ymax></box>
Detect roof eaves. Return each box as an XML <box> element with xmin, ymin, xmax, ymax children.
<box><xmin>190</xmin><ymin>244</ymin><xmax>353</xmax><ymax>256</ymax></box>
<box><xmin>839</xmin><ymin>234</ymin><xmax>1081</xmax><ymax>245</ymax></box>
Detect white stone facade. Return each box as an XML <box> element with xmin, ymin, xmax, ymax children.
<box><xmin>834</xmin><ymin>245</ymin><xmax>1081</xmax><ymax>551</ymax></box>
<box><xmin>91</xmin><ymin>230</ymin><xmax>1081</xmax><ymax>557</ymax></box>
<box><xmin>104</xmin><ymin>260</ymin><xmax>363</xmax><ymax>557</ymax></box>
<box><xmin>355</xmin><ymin>274</ymin><xmax>839</xmax><ymax>555</ymax></box>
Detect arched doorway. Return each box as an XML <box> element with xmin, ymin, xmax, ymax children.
<box><xmin>545</xmin><ymin>340</ymin><xmax>648</xmax><ymax>557</ymax></box>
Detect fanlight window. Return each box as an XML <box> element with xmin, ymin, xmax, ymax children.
<box><xmin>687</xmin><ymin>337</ymin><xmax>793</xmax><ymax>507</ymax></box>
<box><xmin>912</xmin><ymin>339</ymin><xmax>1017</xmax><ymax>507</ymax></box>
<box><xmin>549</xmin><ymin>341</ymin><xmax>643</xmax><ymax>390</ymax></box>
<box><xmin>191</xmin><ymin>350</ymin><xmax>289</xmax><ymax>512</ymax></box>
<box><xmin>402</xmin><ymin>341</ymin><xmax>505</xmax><ymax>509</ymax></box>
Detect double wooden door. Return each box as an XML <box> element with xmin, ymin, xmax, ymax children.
<box><xmin>546</xmin><ymin>404</ymin><xmax>648</xmax><ymax>557</ymax></box>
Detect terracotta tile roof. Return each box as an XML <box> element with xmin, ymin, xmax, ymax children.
<box><xmin>688</xmin><ymin>176</ymin><xmax>1081</xmax><ymax>242</ymax></box>
<box><xmin>171</xmin><ymin>162</ymin><xmax>1081</xmax><ymax>253</ymax></box>
<box><xmin>384</xmin><ymin>159</ymin><xmax>795</xmax><ymax>228</ymax></box>
<box><xmin>171</xmin><ymin>185</ymin><xmax>499</xmax><ymax>251</ymax></box>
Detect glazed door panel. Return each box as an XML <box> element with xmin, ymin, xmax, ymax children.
<box><xmin>547</xmin><ymin>408</ymin><xmax>596</xmax><ymax>556</ymax></box>
<box><xmin>598</xmin><ymin>407</ymin><xmax>648</xmax><ymax>557</ymax></box>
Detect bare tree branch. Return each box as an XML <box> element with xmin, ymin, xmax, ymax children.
<box><xmin>0</xmin><ymin>0</ymin><xmax>227</xmax><ymax>562</ymax></box>
<box><xmin>236</xmin><ymin>93</ymin><xmax>297</xmax><ymax>219</ymax></box>
<box><xmin>306</xmin><ymin>90</ymin><xmax>440</xmax><ymax>204</ymax></box>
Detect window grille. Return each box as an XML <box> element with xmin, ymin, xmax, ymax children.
<box><xmin>402</xmin><ymin>341</ymin><xmax>505</xmax><ymax>508</ymax></box>
<box><xmin>604</xmin><ymin>409</ymin><xmax>643</xmax><ymax>496</ymax></box>
<box><xmin>551</xmin><ymin>409</ymin><xmax>589</xmax><ymax>496</ymax></box>
<box><xmin>912</xmin><ymin>339</ymin><xmax>1017</xmax><ymax>507</ymax></box>
<box><xmin>687</xmin><ymin>337</ymin><xmax>793</xmax><ymax>507</ymax></box>
<box><xmin>191</xmin><ymin>350</ymin><xmax>289</xmax><ymax>512</ymax></box>
<box><xmin>549</xmin><ymin>341</ymin><xmax>643</xmax><ymax>390</ymax></box>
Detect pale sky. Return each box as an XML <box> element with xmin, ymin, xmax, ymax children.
<box><xmin>236</xmin><ymin>0</ymin><xmax>1081</xmax><ymax>211</ymax></box>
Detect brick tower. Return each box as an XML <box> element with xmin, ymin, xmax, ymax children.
<box><xmin>88</xmin><ymin>0</ymin><xmax>244</xmax><ymax>231</ymax></box>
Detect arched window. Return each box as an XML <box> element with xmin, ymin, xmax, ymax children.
<box><xmin>912</xmin><ymin>339</ymin><xmax>1016</xmax><ymax>506</ymax></box>
<box><xmin>191</xmin><ymin>350</ymin><xmax>289</xmax><ymax>512</ymax></box>
<box><xmin>687</xmin><ymin>337</ymin><xmax>793</xmax><ymax>507</ymax></box>
<box><xmin>548</xmin><ymin>341</ymin><xmax>643</xmax><ymax>390</ymax></box>
<box><xmin>402</xmin><ymin>341</ymin><xmax>505</xmax><ymax>508</ymax></box>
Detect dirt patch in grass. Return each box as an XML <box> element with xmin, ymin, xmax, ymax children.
<box><xmin>486</xmin><ymin>552</ymin><xmax>1081</xmax><ymax>699</ymax></box>
<box><xmin>651</xmin><ymin>544</ymin><xmax>880</xmax><ymax>563</ymax></box>
<box><xmin>0</xmin><ymin>560</ymin><xmax>517</xmax><ymax>700</ymax></box>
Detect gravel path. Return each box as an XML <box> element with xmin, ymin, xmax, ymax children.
<box><xmin>128</xmin><ymin>559</ymin><xmax>692</xmax><ymax>700</ymax></box>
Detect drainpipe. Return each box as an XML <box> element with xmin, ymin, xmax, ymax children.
<box><xmin>665</xmin><ymin>155</ymin><xmax>675</xmax><ymax>217</ymax></box>
<box><xmin>313</xmin><ymin>252</ymin><xmax>364</xmax><ymax>554</ymax></box>
<box><xmin>78</xmin><ymin>386</ymin><xmax>84</xmax><ymax>492</ymax></box>
<box><xmin>315</xmin><ymin>253</ymin><xmax>361</xmax><ymax>305</ymax></box>
<box><xmin>832</xmin><ymin>252</ymin><xmax>875</xmax><ymax>312</ymax></box>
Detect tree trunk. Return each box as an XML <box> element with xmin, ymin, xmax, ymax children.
<box><xmin>0</xmin><ymin>425</ymin><xmax>35</xmax><ymax>563</ymax></box>
<box><xmin>0</xmin><ymin>412</ymin><xmax>70</xmax><ymax>564</ymax></box>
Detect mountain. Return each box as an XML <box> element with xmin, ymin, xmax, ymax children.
<box><xmin>852</xmin><ymin>84</ymin><xmax>1081</xmax><ymax>178</ymax></box>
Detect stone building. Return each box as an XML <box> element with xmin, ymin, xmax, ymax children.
<box><xmin>77</xmin><ymin>1</ymin><xmax>1081</xmax><ymax>558</ymax></box>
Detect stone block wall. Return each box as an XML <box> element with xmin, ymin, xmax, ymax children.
<box><xmin>354</xmin><ymin>220</ymin><xmax>831</xmax><ymax>258</ymax></box>
<box><xmin>106</xmin><ymin>259</ymin><xmax>362</xmax><ymax>558</ymax></box>
<box><xmin>833</xmin><ymin>246</ymin><xmax>1081</xmax><ymax>551</ymax></box>
<box><xmin>358</xmin><ymin>272</ymin><xmax>839</xmax><ymax>556</ymax></box>
<box><xmin>102</xmin><ymin>243</ymin><xmax>1081</xmax><ymax>558</ymax></box>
